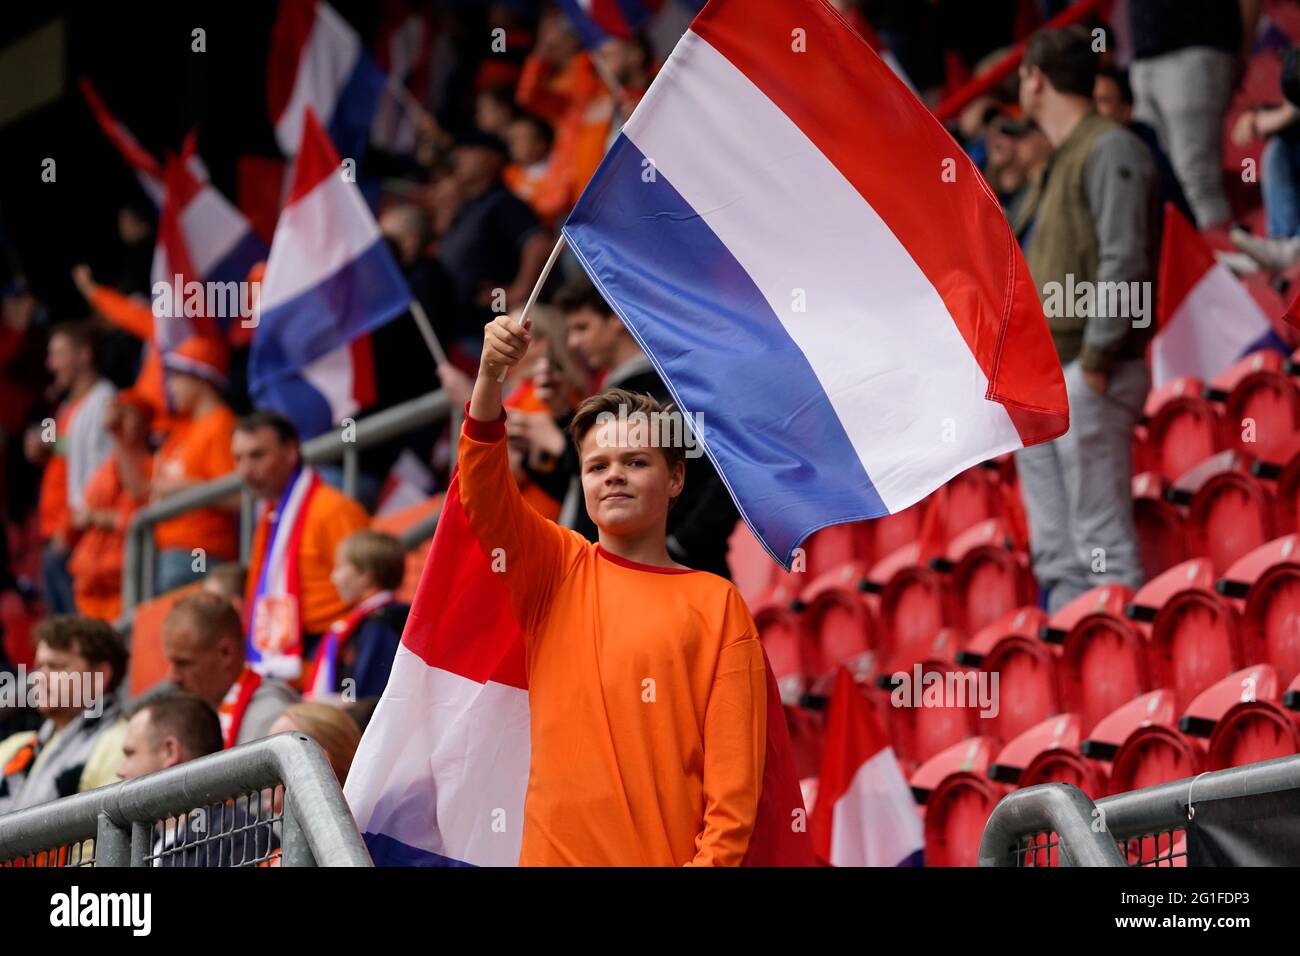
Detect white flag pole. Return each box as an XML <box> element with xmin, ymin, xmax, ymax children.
<box><xmin>496</xmin><ymin>233</ymin><xmax>568</xmax><ymax>383</ymax></box>
<box><xmin>408</xmin><ymin>299</ymin><xmax>449</xmax><ymax>366</ymax></box>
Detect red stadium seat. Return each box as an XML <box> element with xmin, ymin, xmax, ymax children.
<box><xmin>942</xmin><ymin>464</ymin><xmax>1003</xmax><ymax>540</ymax></box>
<box><xmin>1219</xmin><ymin>534</ymin><xmax>1300</xmax><ymax>684</ymax></box>
<box><xmin>961</xmin><ymin>607</ymin><xmax>1057</xmax><ymax>745</ymax></box>
<box><xmin>795</xmin><ymin>560</ymin><xmax>879</xmax><ymax>684</ymax></box>
<box><xmin>1255</xmin><ymin>433</ymin><xmax>1300</xmax><ymax>534</ymax></box>
<box><xmin>728</xmin><ymin>520</ymin><xmax>776</xmax><ymax>608</ymax></box>
<box><xmin>753</xmin><ymin>601</ymin><xmax>810</xmax><ymax>705</ymax></box>
<box><xmin>867</xmin><ymin>501</ymin><xmax>925</xmax><ymax>564</ymax></box>
<box><xmin>910</xmin><ymin>736</ymin><xmax>997</xmax><ymax>803</ymax></box>
<box><xmin>1127</xmin><ymin>558</ymin><xmax>1241</xmax><ymax>710</ymax></box>
<box><xmin>1133</xmin><ymin>472</ymin><xmax>1190</xmax><ymax>580</ymax></box>
<box><xmin>1045</xmin><ymin>585</ymin><xmax>1149</xmax><ymax>734</ymax></box>
<box><xmin>1211</xmin><ymin>349</ymin><xmax>1300</xmax><ymax>461</ymax></box>
<box><xmin>798</xmin><ymin>521</ymin><xmax>871</xmax><ymax>581</ymax></box>
<box><xmin>988</xmin><ymin>712</ymin><xmax>1081</xmax><ymax>787</ymax></box>
<box><xmin>1020</xmin><ymin>745</ymin><xmax>1108</xmax><ymax>801</ymax></box>
<box><xmin>1197</xmin><ymin>665</ymin><xmax>1300</xmax><ymax>771</ymax></box>
<box><xmin>1142</xmin><ymin>376</ymin><xmax>1223</xmax><ymax>482</ymax></box>
<box><xmin>937</xmin><ymin>518</ymin><xmax>1035</xmax><ymax>636</ymax></box>
<box><xmin>1169</xmin><ymin>450</ymin><xmax>1273</xmax><ymax>574</ymax></box>
<box><xmin>1080</xmin><ymin>688</ymin><xmax>1178</xmax><ymax>763</ymax></box>
<box><xmin>1178</xmin><ymin>663</ymin><xmax>1279</xmax><ymax>739</ymax></box>
<box><xmin>863</xmin><ymin>541</ymin><xmax>951</xmax><ymax>670</ymax></box>
<box><xmin>922</xmin><ymin>770</ymin><xmax>1007</xmax><ymax>867</ymax></box>
<box><xmin>878</xmin><ymin>630</ymin><xmax>970</xmax><ymax>771</ymax></box>
<box><xmin>1108</xmin><ymin>724</ymin><xmax>1204</xmax><ymax>796</ymax></box>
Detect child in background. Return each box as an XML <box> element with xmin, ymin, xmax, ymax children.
<box><xmin>309</xmin><ymin>531</ymin><xmax>409</xmax><ymax>701</ymax></box>
<box><xmin>202</xmin><ymin>563</ymin><xmax>248</xmax><ymax>619</ymax></box>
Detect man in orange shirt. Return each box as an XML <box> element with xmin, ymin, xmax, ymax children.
<box><xmin>24</xmin><ymin>321</ymin><xmax>115</xmax><ymax>613</ymax></box>
<box><xmin>152</xmin><ymin>338</ymin><xmax>240</xmax><ymax>593</ymax></box>
<box><xmin>460</xmin><ymin>314</ymin><xmax>767</xmax><ymax>866</ymax></box>
<box><xmin>233</xmin><ymin>411</ymin><xmax>369</xmax><ymax>682</ymax></box>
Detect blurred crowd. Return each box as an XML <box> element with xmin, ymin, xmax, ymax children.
<box><xmin>1</xmin><ymin>0</ymin><xmax>1297</xmax><ymax>836</ymax></box>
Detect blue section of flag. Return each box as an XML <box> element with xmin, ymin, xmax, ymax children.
<box><xmin>363</xmin><ymin>831</ymin><xmax>476</xmax><ymax>867</ymax></box>
<box><xmin>557</xmin><ymin>0</ymin><xmax>612</xmax><ymax>48</ymax></box>
<box><xmin>249</xmin><ymin>238</ymin><xmax>408</xmax><ymax>393</ymax></box>
<box><xmin>562</xmin><ymin>133</ymin><xmax>886</xmax><ymax>567</ymax></box>
<box><xmin>251</xmin><ymin>369</ymin><xmax>337</xmax><ymax>440</ymax></box>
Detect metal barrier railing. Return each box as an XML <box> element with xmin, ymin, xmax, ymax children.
<box><xmin>0</xmin><ymin>733</ymin><xmax>372</xmax><ymax>867</ymax></box>
<box><xmin>121</xmin><ymin>389</ymin><xmax>454</xmax><ymax>613</ymax></box>
<box><xmin>979</xmin><ymin>754</ymin><xmax>1300</xmax><ymax>867</ymax></box>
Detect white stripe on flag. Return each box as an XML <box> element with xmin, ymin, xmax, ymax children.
<box><xmin>300</xmin><ymin>344</ymin><xmax>360</xmax><ymax>425</ymax></box>
<box><xmin>275</xmin><ymin>2</ymin><xmax>362</xmax><ymax>154</ymax></box>
<box><xmin>622</xmin><ymin>32</ymin><xmax>1021</xmax><ymax>512</ymax></box>
<box><xmin>1154</xmin><ymin>263</ymin><xmax>1273</xmax><ymax>388</ymax></box>
<box><xmin>829</xmin><ymin>746</ymin><xmax>924</xmax><ymax>866</ymax></box>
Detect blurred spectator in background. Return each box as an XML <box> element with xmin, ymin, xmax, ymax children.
<box><xmin>1094</xmin><ymin>65</ymin><xmax>1195</xmax><ymax>225</ymax></box>
<box><xmin>269</xmin><ymin>701</ymin><xmax>361</xmax><ymax>787</ymax></box>
<box><xmin>234</xmin><ymin>412</ymin><xmax>369</xmax><ymax>661</ymax></box>
<box><xmin>160</xmin><ymin>593</ymin><xmax>298</xmax><ymax>748</ymax></box>
<box><xmin>436</xmin><ymin>130</ymin><xmax>551</xmax><ymax>352</ymax></box>
<box><xmin>504</xmin><ymin>112</ymin><xmax>568</xmax><ymax>227</ymax></box>
<box><xmin>1126</xmin><ymin>0</ymin><xmax>1259</xmax><ymax>228</ymax></box>
<box><xmin>202</xmin><ymin>562</ymin><xmax>247</xmax><ymax>618</ymax></box>
<box><xmin>68</xmin><ymin>389</ymin><xmax>154</xmax><ymax>621</ymax></box>
<box><xmin>118</xmin><ymin>692</ymin><xmax>222</xmax><ymax>781</ymax></box>
<box><xmin>1</xmin><ymin>278</ymin><xmax>49</xmax><ymax>535</ymax></box>
<box><xmin>0</xmin><ymin>616</ymin><xmax>127</xmax><ymax>813</ymax></box>
<box><xmin>1014</xmin><ymin>26</ymin><xmax>1157</xmax><ymax>612</ymax></box>
<box><xmin>310</xmin><ymin>530</ymin><xmax>409</xmax><ymax>701</ymax></box>
<box><xmin>1227</xmin><ymin>47</ymin><xmax>1300</xmax><ymax>272</ymax></box>
<box><xmin>26</xmin><ymin>321</ymin><xmax>115</xmax><ymax>614</ymax></box>
<box><xmin>475</xmin><ymin>83</ymin><xmax>518</xmax><ymax>137</ymax></box>
<box><xmin>96</xmin><ymin>202</ymin><xmax>154</xmax><ymax>390</ymax></box>
<box><xmin>152</xmin><ymin>338</ymin><xmax>239</xmax><ymax>593</ymax></box>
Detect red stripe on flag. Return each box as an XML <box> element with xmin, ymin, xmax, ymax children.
<box><xmin>287</xmin><ymin>108</ymin><xmax>344</xmax><ymax>205</ymax></box>
<box><xmin>400</xmin><ymin>476</ymin><xmax>528</xmax><ymax>689</ymax></box>
<box><xmin>690</xmin><ymin>0</ymin><xmax>1068</xmax><ymax>448</ymax></box>
<box><xmin>1156</xmin><ymin>202</ymin><xmax>1216</xmax><ymax>331</ymax></box>
<box><xmin>78</xmin><ymin>78</ymin><xmax>163</xmax><ymax>180</ymax></box>
<box><xmin>267</xmin><ymin>0</ymin><xmax>316</xmax><ymax>126</ymax></box>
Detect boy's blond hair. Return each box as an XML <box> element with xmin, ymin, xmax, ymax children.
<box><xmin>340</xmin><ymin>530</ymin><xmax>406</xmax><ymax>592</ymax></box>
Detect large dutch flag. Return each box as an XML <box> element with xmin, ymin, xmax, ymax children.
<box><xmin>249</xmin><ymin>107</ymin><xmax>410</xmax><ymax>439</ymax></box>
<box><xmin>1155</xmin><ymin>203</ymin><xmax>1288</xmax><ymax>388</ymax></box>
<box><xmin>810</xmin><ymin>667</ymin><xmax>924</xmax><ymax>867</ymax></box>
<box><xmin>268</xmin><ymin>0</ymin><xmax>417</xmax><ymax>162</ymax></box>
<box><xmin>562</xmin><ymin>0</ymin><xmax>1068</xmax><ymax>568</ymax></box>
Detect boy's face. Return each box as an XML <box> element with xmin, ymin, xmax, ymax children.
<box><xmin>579</xmin><ymin>418</ymin><xmax>685</xmax><ymax>537</ymax></box>
<box><xmin>565</xmin><ymin>308</ymin><xmax>623</xmax><ymax>371</ymax></box>
<box><xmin>331</xmin><ymin>544</ymin><xmax>373</xmax><ymax>606</ymax></box>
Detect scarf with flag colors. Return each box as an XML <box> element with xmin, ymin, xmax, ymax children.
<box><xmin>305</xmin><ymin>589</ymin><xmax>396</xmax><ymax>700</ymax></box>
<box><xmin>345</xmin><ymin>413</ymin><xmax>814</xmax><ymax>867</ymax></box>
<box><xmin>810</xmin><ymin>666</ymin><xmax>924</xmax><ymax>866</ymax></box>
<box><xmin>218</xmin><ymin>667</ymin><xmax>264</xmax><ymax>749</ymax></box>
<box><xmin>247</xmin><ymin>468</ymin><xmax>321</xmax><ymax>681</ymax></box>
<box><xmin>562</xmin><ymin>0</ymin><xmax>1067</xmax><ymax>570</ymax></box>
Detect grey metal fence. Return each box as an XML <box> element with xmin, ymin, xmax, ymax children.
<box><xmin>979</xmin><ymin>754</ymin><xmax>1300</xmax><ymax>866</ymax></box>
<box><xmin>120</xmin><ymin>389</ymin><xmax>454</xmax><ymax>614</ymax></box>
<box><xmin>0</xmin><ymin>733</ymin><xmax>371</xmax><ymax>867</ymax></box>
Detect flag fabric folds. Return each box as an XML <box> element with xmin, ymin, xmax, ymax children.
<box><xmin>810</xmin><ymin>667</ymin><xmax>924</xmax><ymax>867</ymax></box>
<box><xmin>562</xmin><ymin>0</ymin><xmax>1068</xmax><ymax>569</ymax></box>
<box><xmin>1156</xmin><ymin>203</ymin><xmax>1287</xmax><ymax>388</ymax></box>
<box><xmin>249</xmin><ymin>108</ymin><xmax>407</xmax><ymax>438</ymax></box>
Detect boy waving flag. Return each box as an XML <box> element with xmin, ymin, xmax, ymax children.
<box><xmin>563</xmin><ymin>0</ymin><xmax>1068</xmax><ymax>567</ymax></box>
<box><xmin>346</xmin><ymin>315</ymin><xmax>812</xmax><ymax>866</ymax></box>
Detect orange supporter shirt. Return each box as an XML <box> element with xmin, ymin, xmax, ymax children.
<box><xmin>458</xmin><ymin>411</ymin><xmax>767</xmax><ymax>866</ymax></box>
<box><xmin>69</xmin><ymin>450</ymin><xmax>153</xmax><ymax>622</ymax></box>
<box><xmin>153</xmin><ymin>405</ymin><xmax>239</xmax><ymax>559</ymax></box>
<box><xmin>245</xmin><ymin>477</ymin><xmax>370</xmax><ymax>637</ymax></box>
<box><xmin>38</xmin><ymin>395</ymin><xmax>86</xmax><ymax>540</ymax></box>
<box><xmin>88</xmin><ymin>286</ymin><xmax>171</xmax><ymax>428</ymax></box>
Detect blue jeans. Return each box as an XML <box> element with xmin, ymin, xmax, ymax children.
<box><xmin>42</xmin><ymin>543</ymin><xmax>76</xmax><ymax>614</ymax></box>
<box><xmin>1263</xmin><ymin>136</ymin><xmax>1300</xmax><ymax>239</ymax></box>
<box><xmin>156</xmin><ymin>548</ymin><xmax>206</xmax><ymax>595</ymax></box>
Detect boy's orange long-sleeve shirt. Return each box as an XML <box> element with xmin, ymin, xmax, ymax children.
<box><xmin>458</xmin><ymin>410</ymin><xmax>767</xmax><ymax>867</ymax></box>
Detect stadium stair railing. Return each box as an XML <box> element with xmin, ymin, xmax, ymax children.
<box><xmin>979</xmin><ymin>753</ymin><xmax>1300</xmax><ymax>866</ymax></box>
<box><xmin>0</xmin><ymin>732</ymin><xmax>372</xmax><ymax>867</ymax></box>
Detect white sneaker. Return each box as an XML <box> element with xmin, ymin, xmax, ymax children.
<box><xmin>1230</xmin><ymin>228</ymin><xmax>1300</xmax><ymax>273</ymax></box>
